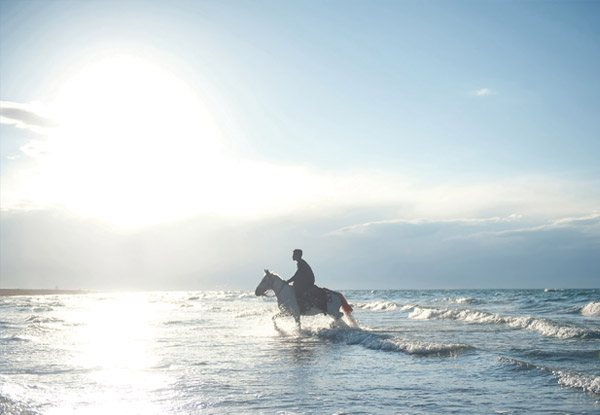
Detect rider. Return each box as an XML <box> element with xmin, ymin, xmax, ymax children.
<box><xmin>286</xmin><ymin>249</ymin><xmax>315</xmax><ymax>312</ymax></box>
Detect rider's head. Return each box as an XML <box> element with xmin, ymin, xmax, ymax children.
<box><xmin>292</xmin><ymin>249</ymin><xmax>303</xmax><ymax>261</ymax></box>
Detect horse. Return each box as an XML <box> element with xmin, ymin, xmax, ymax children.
<box><xmin>255</xmin><ymin>269</ymin><xmax>356</xmax><ymax>330</ymax></box>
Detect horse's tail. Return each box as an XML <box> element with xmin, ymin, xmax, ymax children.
<box><xmin>338</xmin><ymin>293</ymin><xmax>353</xmax><ymax>315</ymax></box>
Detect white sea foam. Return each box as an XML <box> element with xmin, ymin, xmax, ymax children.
<box><xmin>388</xmin><ymin>339</ymin><xmax>472</xmax><ymax>356</ymax></box>
<box><xmin>581</xmin><ymin>301</ymin><xmax>600</xmax><ymax>317</ymax></box>
<box><xmin>0</xmin><ymin>377</ymin><xmax>42</xmax><ymax>415</ymax></box>
<box><xmin>234</xmin><ymin>309</ymin><xmax>266</xmax><ymax>318</ymax></box>
<box><xmin>554</xmin><ymin>369</ymin><xmax>600</xmax><ymax>395</ymax></box>
<box><xmin>500</xmin><ymin>357</ymin><xmax>600</xmax><ymax>395</ymax></box>
<box><xmin>409</xmin><ymin>307</ymin><xmax>497</xmax><ymax>324</ymax></box>
<box><xmin>0</xmin><ymin>393</ymin><xmax>38</xmax><ymax>415</ymax></box>
<box><xmin>409</xmin><ymin>306</ymin><xmax>598</xmax><ymax>339</ymax></box>
<box><xmin>354</xmin><ymin>301</ymin><xmax>398</xmax><ymax>311</ymax></box>
<box><xmin>315</xmin><ymin>329</ymin><xmax>472</xmax><ymax>356</ymax></box>
<box><xmin>505</xmin><ymin>315</ymin><xmax>593</xmax><ymax>339</ymax></box>
<box><xmin>439</xmin><ymin>297</ymin><xmax>475</xmax><ymax>305</ymax></box>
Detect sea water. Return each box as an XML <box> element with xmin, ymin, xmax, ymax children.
<box><xmin>1</xmin><ymin>289</ymin><xmax>599</xmax><ymax>414</ymax></box>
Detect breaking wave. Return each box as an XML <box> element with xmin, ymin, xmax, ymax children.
<box><xmin>24</xmin><ymin>315</ymin><xmax>63</xmax><ymax>324</ymax></box>
<box><xmin>408</xmin><ymin>306</ymin><xmax>599</xmax><ymax>339</ymax></box>
<box><xmin>499</xmin><ymin>357</ymin><xmax>600</xmax><ymax>395</ymax></box>
<box><xmin>314</xmin><ymin>328</ymin><xmax>472</xmax><ymax>356</ymax></box>
<box><xmin>580</xmin><ymin>301</ymin><xmax>600</xmax><ymax>317</ymax></box>
<box><xmin>354</xmin><ymin>301</ymin><xmax>398</xmax><ymax>311</ymax></box>
<box><xmin>438</xmin><ymin>297</ymin><xmax>477</xmax><ymax>305</ymax></box>
<box><xmin>0</xmin><ymin>394</ymin><xmax>39</xmax><ymax>415</ymax></box>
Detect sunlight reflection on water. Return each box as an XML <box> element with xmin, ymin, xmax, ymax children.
<box><xmin>49</xmin><ymin>294</ymin><xmax>171</xmax><ymax>414</ymax></box>
<box><xmin>1</xmin><ymin>290</ymin><xmax>599</xmax><ymax>414</ymax></box>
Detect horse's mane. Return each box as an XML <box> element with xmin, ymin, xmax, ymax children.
<box><xmin>266</xmin><ymin>271</ymin><xmax>286</xmax><ymax>282</ymax></box>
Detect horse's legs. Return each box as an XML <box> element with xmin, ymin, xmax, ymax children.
<box><xmin>331</xmin><ymin>311</ymin><xmax>348</xmax><ymax>328</ymax></box>
<box><xmin>294</xmin><ymin>314</ymin><xmax>301</xmax><ymax>331</ymax></box>
<box><xmin>272</xmin><ymin>312</ymin><xmax>302</xmax><ymax>331</ymax></box>
<box><xmin>272</xmin><ymin>312</ymin><xmax>284</xmax><ymax>330</ymax></box>
<box><xmin>345</xmin><ymin>312</ymin><xmax>359</xmax><ymax>328</ymax></box>
<box><xmin>328</xmin><ymin>304</ymin><xmax>358</xmax><ymax>329</ymax></box>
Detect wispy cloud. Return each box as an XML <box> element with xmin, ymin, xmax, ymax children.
<box><xmin>0</xmin><ymin>101</ymin><xmax>58</xmax><ymax>133</ymax></box>
<box><xmin>473</xmin><ymin>212</ymin><xmax>600</xmax><ymax>238</ymax></box>
<box><xmin>472</xmin><ymin>88</ymin><xmax>495</xmax><ymax>97</ymax></box>
<box><xmin>327</xmin><ymin>214</ymin><xmax>523</xmax><ymax>236</ymax></box>
<box><xmin>326</xmin><ymin>212</ymin><xmax>600</xmax><ymax>238</ymax></box>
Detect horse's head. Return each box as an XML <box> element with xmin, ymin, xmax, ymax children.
<box><xmin>255</xmin><ymin>269</ymin><xmax>272</xmax><ymax>296</ymax></box>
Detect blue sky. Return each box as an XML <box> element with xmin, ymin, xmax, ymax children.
<box><xmin>1</xmin><ymin>0</ymin><xmax>599</xmax><ymax>290</ymax></box>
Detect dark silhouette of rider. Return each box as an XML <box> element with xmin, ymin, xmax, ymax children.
<box><xmin>286</xmin><ymin>249</ymin><xmax>315</xmax><ymax>312</ymax></box>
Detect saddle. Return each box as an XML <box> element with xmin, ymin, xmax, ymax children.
<box><xmin>297</xmin><ymin>285</ymin><xmax>328</xmax><ymax>314</ymax></box>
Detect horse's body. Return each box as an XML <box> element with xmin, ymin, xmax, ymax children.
<box><xmin>255</xmin><ymin>269</ymin><xmax>355</xmax><ymax>329</ymax></box>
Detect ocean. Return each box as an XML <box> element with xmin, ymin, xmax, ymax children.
<box><xmin>1</xmin><ymin>288</ymin><xmax>599</xmax><ymax>414</ymax></box>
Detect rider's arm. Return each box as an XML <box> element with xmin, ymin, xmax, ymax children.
<box><xmin>287</xmin><ymin>267</ymin><xmax>300</xmax><ymax>284</ymax></box>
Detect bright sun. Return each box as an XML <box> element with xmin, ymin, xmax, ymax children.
<box><xmin>12</xmin><ymin>53</ymin><xmax>333</xmax><ymax>228</ymax></box>
<box><xmin>44</xmin><ymin>54</ymin><xmax>228</xmax><ymax>227</ymax></box>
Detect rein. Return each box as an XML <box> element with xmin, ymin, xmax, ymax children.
<box><xmin>261</xmin><ymin>274</ymin><xmax>286</xmax><ymax>298</ymax></box>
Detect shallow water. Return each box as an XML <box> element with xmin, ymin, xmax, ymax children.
<box><xmin>1</xmin><ymin>289</ymin><xmax>599</xmax><ymax>414</ymax></box>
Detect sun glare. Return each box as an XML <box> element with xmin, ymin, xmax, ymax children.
<box><xmin>53</xmin><ymin>294</ymin><xmax>168</xmax><ymax>415</ymax></box>
<box><xmin>42</xmin><ymin>54</ymin><xmax>229</xmax><ymax>227</ymax></box>
<box><xmin>9</xmin><ymin>53</ymin><xmax>374</xmax><ymax>228</ymax></box>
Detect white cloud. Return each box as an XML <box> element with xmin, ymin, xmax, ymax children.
<box><xmin>328</xmin><ymin>214</ymin><xmax>523</xmax><ymax>236</ymax></box>
<box><xmin>472</xmin><ymin>88</ymin><xmax>495</xmax><ymax>97</ymax></box>
<box><xmin>0</xmin><ymin>101</ymin><xmax>58</xmax><ymax>134</ymax></box>
<box><xmin>470</xmin><ymin>212</ymin><xmax>600</xmax><ymax>238</ymax></box>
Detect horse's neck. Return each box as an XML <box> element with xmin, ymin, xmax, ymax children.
<box><xmin>271</xmin><ymin>275</ymin><xmax>285</xmax><ymax>294</ymax></box>
<box><xmin>270</xmin><ymin>275</ymin><xmax>298</xmax><ymax>312</ymax></box>
<box><xmin>271</xmin><ymin>275</ymin><xmax>292</xmax><ymax>299</ymax></box>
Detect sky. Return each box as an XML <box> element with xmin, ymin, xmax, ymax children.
<box><xmin>1</xmin><ymin>0</ymin><xmax>599</xmax><ymax>290</ymax></box>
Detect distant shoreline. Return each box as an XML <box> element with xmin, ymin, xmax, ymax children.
<box><xmin>0</xmin><ymin>289</ymin><xmax>92</xmax><ymax>297</ymax></box>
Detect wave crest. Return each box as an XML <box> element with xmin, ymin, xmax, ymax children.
<box><xmin>439</xmin><ymin>297</ymin><xmax>476</xmax><ymax>305</ymax></box>
<box><xmin>581</xmin><ymin>301</ymin><xmax>600</xmax><ymax>317</ymax></box>
<box><xmin>500</xmin><ymin>357</ymin><xmax>600</xmax><ymax>395</ymax></box>
<box><xmin>315</xmin><ymin>329</ymin><xmax>472</xmax><ymax>356</ymax></box>
<box><xmin>409</xmin><ymin>306</ymin><xmax>598</xmax><ymax>339</ymax></box>
<box><xmin>354</xmin><ymin>301</ymin><xmax>398</xmax><ymax>311</ymax></box>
